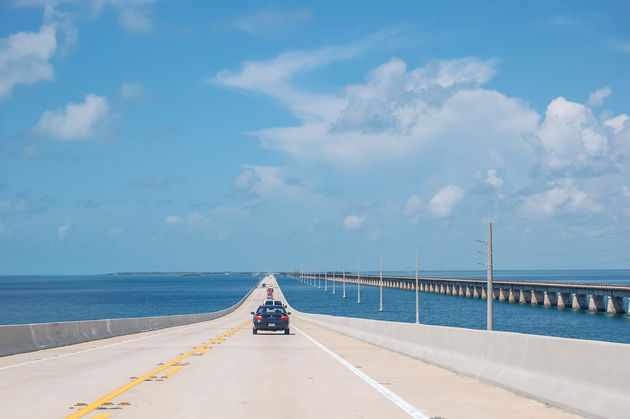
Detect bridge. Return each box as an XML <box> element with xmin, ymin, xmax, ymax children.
<box><xmin>291</xmin><ymin>272</ymin><xmax>630</xmax><ymax>314</ymax></box>
<box><xmin>0</xmin><ymin>275</ymin><xmax>628</xmax><ymax>418</ymax></box>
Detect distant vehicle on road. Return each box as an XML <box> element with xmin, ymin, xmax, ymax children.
<box><xmin>252</xmin><ymin>306</ymin><xmax>290</xmax><ymax>335</ymax></box>
<box><xmin>261</xmin><ymin>283</ymin><xmax>266</xmax><ymax>288</ymax></box>
<box><xmin>266</xmin><ymin>288</ymin><xmax>274</xmax><ymax>298</ymax></box>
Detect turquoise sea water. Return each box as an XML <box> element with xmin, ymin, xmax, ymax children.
<box><xmin>277</xmin><ymin>270</ymin><xmax>630</xmax><ymax>345</ymax></box>
<box><xmin>0</xmin><ymin>273</ymin><xmax>260</xmax><ymax>325</ymax></box>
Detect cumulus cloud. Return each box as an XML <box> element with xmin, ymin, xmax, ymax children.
<box><xmin>429</xmin><ymin>185</ymin><xmax>464</xmax><ymax>217</ymax></box>
<box><xmin>537</xmin><ymin>97</ymin><xmax>608</xmax><ymax>167</ymax></box>
<box><xmin>343</xmin><ymin>215</ymin><xmax>365</xmax><ymax>229</ymax></box>
<box><xmin>588</xmin><ymin>87</ymin><xmax>611</xmax><ymax>107</ymax></box>
<box><xmin>0</xmin><ymin>24</ymin><xmax>57</xmax><ymax>99</ymax></box>
<box><xmin>520</xmin><ymin>178</ymin><xmax>603</xmax><ymax>219</ymax></box>
<box><xmin>33</xmin><ymin>94</ymin><xmax>109</xmax><ymax>140</ymax></box>
<box><xmin>57</xmin><ymin>219</ymin><xmax>70</xmax><ymax>240</ymax></box>
<box><xmin>234</xmin><ymin>9</ymin><xmax>311</xmax><ymax>37</ymax></box>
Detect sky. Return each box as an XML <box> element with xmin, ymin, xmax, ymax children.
<box><xmin>0</xmin><ymin>0</ymin><xmax>629</xmax><ymax>274</ymax></box>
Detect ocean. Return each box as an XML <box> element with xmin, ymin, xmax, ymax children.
<box><xmin>276</xmin><ymin>270</ymin><xmax>630</xmax><ymax>345</ymax></box>
<box><xmin>1</xmin><ymin>270</ymin><xmax>628</xmax><ymax>345</ymax></box>
<box><xmin>0</xmin><ymin>273</ymin><xmax>260</xmax><ymax>325</ymax></box>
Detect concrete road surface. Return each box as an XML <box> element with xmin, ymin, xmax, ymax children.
<box><xmin>0</xmin><ymin>276</ymin><xmax>580</xmax><ymax>418</ymax></box>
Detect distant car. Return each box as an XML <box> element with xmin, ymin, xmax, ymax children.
<box><xmin>266</xmin><ymin>288</ymin><xmax>274</xmax><ymax>298</ymax></box>
<box><xmin>252</xmin><ymin>306</ymin><xmax>291</xmax><ymax>335</ymax></box>
<box><xmin>261</xmin><ymin>283</ymin><xmax>266</xmax><ymax>288</ymax></box>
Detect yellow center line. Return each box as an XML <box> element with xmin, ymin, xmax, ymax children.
<box><xmin>200</xmin><ymin>347</ymin><xmax>211</xmax><ymax>354</ymax></box>
<box><xmin>65</xmin><ymin>320</ymin><xmax>250</xmax><ymax>419</ymax></box>
<box><xmin>161</xmin><ymin>365</ymin><xmax>184</xmax><ymax>378</ymax></box>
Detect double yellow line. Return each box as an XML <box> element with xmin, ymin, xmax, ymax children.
<box><xmin>65</xmin><ymin>320</ymin><xmax>250</xmax><ymax>419</ymax></box>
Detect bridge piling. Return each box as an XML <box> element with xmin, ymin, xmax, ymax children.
<box><xmin>509</xmin><ymin>289</ymin><xmax>519</xmax><ymax>303</ymax></box>
<box><xmin>498</xmin><ymin>288</ymin><xmax>508</xmax><ymax>301</ymax></box>
<box><xmin>544</xmin><ymin>291</ymin><xmax>558</xmax><ymax>307</ymax></box>
<box><xmin>606</xmin><ymin>296</ymin><xmax>625</xmax><ymax>314</ymax></box>
<box><xmin>572</xmin><ymin>293</ymin><xmax>588</xmax><ymax>310</ymax></box>
<box><xmin>531</xmin><ymin>291</ymin><xmax>545</xmax><ymax>306</ymax></box>
<box><xmin>558</xmin><ymin>292</ymin><xmax>571</xmax><ymax>308</ymax></box>
<box><xmin>519</xmin><ymin>290</ymin><xmax>531</xmax><ymax>304</ymax></box>
<box><xmin>588</xmin><ymin>295</ymin><xmax>605</xmax><ymax>312</ymax></box>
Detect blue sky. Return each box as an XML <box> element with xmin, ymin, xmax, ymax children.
<box><xmin>1</xmin><ymin>0</ymin><xmax>629</xmax><ymax>274</ymax></box>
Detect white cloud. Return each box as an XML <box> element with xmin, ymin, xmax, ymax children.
<box><xmin>537</xmin><ymin>97</ymin><xmax>608</xmax><ymax>167</ymax></box>
<box><xmin>34</xmin><ymin>94</ymin><xmax>109</xmax><ymax>140</ymax></box>
<box><xmin>429</xmin><ymin>185</ymin><xmax>464</xmax><ymax>217</ymax></box>
<box><xmin>343</xmin><ymin>215</ymin><xmax>365</xmax><ymax>229</ymax></box>
<box><xmin>89</xmin><ymin>0</ymin><xmax>157</xmax><ymax>33</ymax></box>
<box><xmin>484</xmin><ymin>169</ymin><xmax>503</xmax><ymax>187</ymax></box>
<box><xmin>166</xmin><ymin>215</ymin><xmax>183</xmax><ymax>226</ymax></box>
<box><xmin>520</xmin><ymin>178</ymin><xmax>603</xmax><ymax>219</ymax></box>
<box><xmin>403</xmin><ymin>195</ymin><xmax>424</xmax><ymax>223</ymax></box>
<box><xmin>106</xmin><ymin>226</ymin><xmax>124</xmax><ymax>238</ymax></box>
<box><xmin>57</xmin><ymin>219</ymin><xmax>70</xmax><ymax>240</ymax></box>
<box><xmin>234</xmin><ymin>9</ymin><xmax>311</xmax><ymax>37</ymax></box>
<box><xmin>219</xmin><ymin>54</ymin><xmax>538</xmax><ymax>167</ymax></box>
<box><xmin>588</xmin><ymin>87</ymin><xmax>611</xmax><ymax>107</ymax></box>
<box><xmin>120</xmin><ymin>82</ymin><xmax>144</xmax><ymax>101</ymax></box>
<box><xmin>0</xmin><ymin>24</ymin><xmax>57</xmax><ymax>99</ymax></box>
<box><xmin>233</xmin><ymin>165</ymin><xmax>319</xmax><ymax>203</ymax></box>
<box><xmin>604</xmin><ymin>114</ymin><xmax>629</xmax><ymax>133</ymax></box>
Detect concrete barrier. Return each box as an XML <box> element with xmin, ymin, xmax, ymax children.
<box><xmin>0</xmin><ymin>282</ymin><xmax>259</xmax><ymax>357</ymax></box>
<box><xmin>294</xmin><ymin>310</ymin><xmax>630</xmax><ymax>419</ymax></box>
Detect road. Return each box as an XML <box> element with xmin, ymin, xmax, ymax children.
<box><xmin>0</xmin><ymin>276</ymin><xmax>580</xmax><ymax>418</ymax></box>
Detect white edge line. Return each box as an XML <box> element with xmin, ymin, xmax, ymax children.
<box><xmin>293</xmin><ymin>324</ymin><xmax>430</xmax><ymax>419</ymax></box>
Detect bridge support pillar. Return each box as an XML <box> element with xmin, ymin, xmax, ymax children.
<box><xmin>519</xmin><ymin>290</ymin><xmax>531</xmax><ymax>304</ymax></box>
<box><xmin>429</xmin><ymin>284</ymin><xmax>435</xmax><ymax>292</ymax></box>
<box><xmin>459</xmin><ymin>285</ymin><xmax>466</xmax><ymax>296</ymax></box>
<box><xmin>531</xmin><ymin>291</ymin><xmax>544</xmax><ymax>305</ymax></box>
<box><xmin>544</xmin><ymin>292</ymin><xmax>558</xmax><ymax>307</ymax></box>
<box><xmin>589</xmin><ymin>295</ymin><xmax>606</xmax><ymax>312</ymax></box>
<box><xmin>473</xmin><ymin>287</ymin><xmax>482</xmax><ymax>298</ymax></box>
<box><xmin>492</xmin><ymin>289</ymin><xmax>499</xmax><ymax>300</ymax></box>
<box><xmin>465</xmin><ymin>286</ymin><xmax>472</xmax><ymax>297</ymax></box>
<box><xmin>447</xmin><ymin>285</ymin><xmax>453</xmax><ymax>295</ymax></box>
<box><xmin>509</xmin><ymin>289</ymin><xmax>520</xmax><ymax>303</ymax></box>
<box><xmin>572</xmin><ymin>293</ymin><xmax>588</xmax><ymax>310</ymax></box>
<box><xmin>439</xmin><ymin>284</ymin><xmax>446</xmax><ymax>294</ymax></box>
<box><xmin>607</xmin><ymin>296</ymin><xmax>626</xmax><ymax>314</ymax></box>
<box><xmin>558</xmin><ymin>292</ymin><xmax>571</xmax><ymax>308</ymax></box>
<box><xmin>498</xmin><ymin>288</ymin><xmax>508</xmax><ymax>301</ymax></box>
<box><xmin>481</xmin><ymin>287</ymin><xmax>487</xmax><ymax>299</ymax></box>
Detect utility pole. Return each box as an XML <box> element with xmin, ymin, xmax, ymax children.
<box><xmin>487</xmin><ymin>222</ymin><xmax>494</xmax><ymax>331</ymax></box>
<box><xmin>318</xmin><ymin>269</ymin><xmax>321</xmax><ymax>289</ymax></box>
<box><xmin>342</xmin><ymin>269</ymin><xmax>346</xmax><ymax>298</ymax></box>
<box><xmin>332</xmin><ymin>268</ymin><xmax>336</xmax><ymax>294</ymax></box>
<box><xmin>357</xmin><ymin>260</ymin><xmax>361</xmax><ymax>304</ymax></box>
<box><xmin>325</xmin><ymin>270</ymin><xmax>328</xmax><ymax>292</ymax></box>
<box><xmin>415</xmin><ymin>253</ymin><xmax>419</xmax><ymax>324</ymax></box>
<box><xmin>379</xmin><ymin>256</ymin><xmax>383</xmax><ymax>312</ymax></box>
